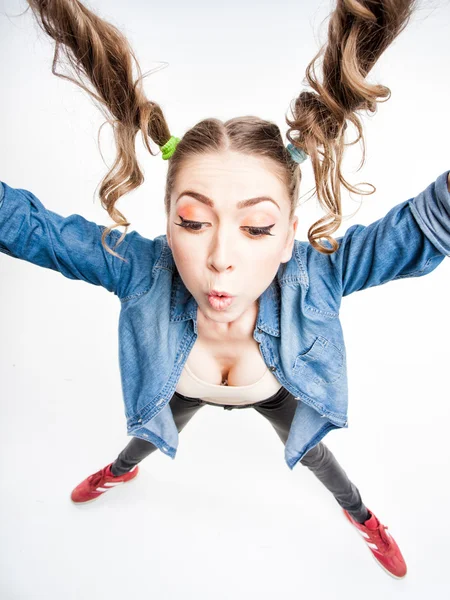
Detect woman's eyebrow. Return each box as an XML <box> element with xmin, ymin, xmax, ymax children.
<box><xmin>175</xmin><ymin>190</ymin><xmax>280</xmax><ymax>211</ymax></box>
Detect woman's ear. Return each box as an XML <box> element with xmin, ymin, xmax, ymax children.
<box><xmin>280</xmin><ymin>216</ymin><xmax>298</xmax><ymax>264</ymax></box>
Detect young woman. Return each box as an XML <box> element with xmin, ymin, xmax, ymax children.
<box><xmin>2</xmin><ymin>0</ymin><xmax>449</xmax><ymax>580</ymax></box>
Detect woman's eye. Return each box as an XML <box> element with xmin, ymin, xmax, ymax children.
<box><xmin>174</xmin><ymin>217</ymin><xmax>275</xmax><ymax>238</ymax></box>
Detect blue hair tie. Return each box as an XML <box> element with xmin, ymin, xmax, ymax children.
<box><xmin>286</xmin><ymin>143</ymin><xmax>308</xmax><ymax>164</ymax></box>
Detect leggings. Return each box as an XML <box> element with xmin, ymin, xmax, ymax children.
<box><xmin>111</xmin><ymin>386</ymin><xmax>370</xmax><ymax>523</ymax></box>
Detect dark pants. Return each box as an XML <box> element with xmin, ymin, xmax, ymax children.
<box><xmin>111</xmin><ymin>386</ymin><xmax>370</xmax><ymax>523</ymax></box>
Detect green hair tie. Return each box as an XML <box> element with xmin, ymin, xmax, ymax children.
<box><xmin>160</xmin><ymin>135</ymin><xmax>181</xmax><ymax>160</ymax></box>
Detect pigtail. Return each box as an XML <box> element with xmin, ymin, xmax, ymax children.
<box><xmin>26</xmin><ymin>0</ymin><xmax>173</xmax><ymax>260</ymax></box>
<box><xmin>286</xmin><ymin>0</ymin><xmax>418</xmax><ymax>254</ymax></box>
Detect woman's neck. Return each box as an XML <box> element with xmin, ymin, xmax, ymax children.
<box><xmin>196</xmin><ymin>300</ymin><xmax>259</xmax><ymax>343</ymax></box>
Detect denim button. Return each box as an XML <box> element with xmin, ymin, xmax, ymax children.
<box><xmin>270</xmin><ymin>366</ymin><xmax>276</xmax><ymax>371</ymax></box>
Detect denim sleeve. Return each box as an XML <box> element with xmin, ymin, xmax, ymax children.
<box><xmin>0</xmin><ymin>181</ymin><xmax>158</xmax><ymax>300</ymax></box>
<box><xmin>305</xmin><ymin>170</ymin><xmax>449</xmax><ymax>299</ymax></box>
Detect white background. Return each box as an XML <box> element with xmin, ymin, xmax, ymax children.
<box><xmin>1</xmin><ymin>0</ymin><xmax>450</xmax><ymax>597</ymax></box>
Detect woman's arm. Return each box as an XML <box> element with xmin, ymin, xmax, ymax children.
<box><xmin>301</xmin><ymin>170</ymin><xmax>449</xmax><ymax>304</ymax></box>
<box><xmin>0</xmin><ymin>181</ymin><xmax>159</xmax><ymax>300</ymax></box>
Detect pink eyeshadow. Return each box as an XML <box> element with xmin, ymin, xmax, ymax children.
<box><xmin>178</xmin><ymin>206</ymin><xmax>198</xmax><ymax>220</ymax></box>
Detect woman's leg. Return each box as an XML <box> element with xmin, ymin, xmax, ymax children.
<box><xmin>252</xmin><ymin>387</ymin><xmax>370</xmax><ymax>523</ymax></box>
<box><xmin>110</xmin><ymin>393</ymin><xmax>205</xmax><ymax>476</ymax></box>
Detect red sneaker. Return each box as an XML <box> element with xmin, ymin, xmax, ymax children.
<box><xmin>343</xmin><ymin>508</ymin><xmax>407</xmax><ymax>579</ymax></box>
<box><xmin>70</xmin><ymin>462</ymin><xmax>139</xmax><ymax>504</ymax></box>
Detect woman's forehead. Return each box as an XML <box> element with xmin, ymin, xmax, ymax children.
<box><xmin>176</xmin><ymin>151</ymin><xmax>286</xmax><ymax>195</ymax></box>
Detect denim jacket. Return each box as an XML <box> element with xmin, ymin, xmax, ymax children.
<box><xmin>1</xmin><ymin>170</ymin><xmax>449</xmax><ymax>470</ymax></box>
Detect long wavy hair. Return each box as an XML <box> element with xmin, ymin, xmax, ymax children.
<box><xmin>25</xmin><ymin>0</ymin><xmax>417</xmax><ymax>260</ymax></box>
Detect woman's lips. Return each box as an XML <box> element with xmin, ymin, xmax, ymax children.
<box><xmin>210</xmin><ymin>290</ymin><xmax>232</xmax><ymax>297</ymax></box>
<box><xmin>207</xmin><ymin>293</ymin><xmax>235</xmax><ymax>310</ymax></box>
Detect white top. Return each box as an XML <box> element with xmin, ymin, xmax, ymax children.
<box><xmin>175</xmin><ymin>360</ymin><xmax>282</xmax><ymax>405</ymax></box>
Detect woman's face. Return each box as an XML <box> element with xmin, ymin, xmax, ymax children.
<box><xmin>166</xmin><ymin>150</ymin><xmax>298</xmax><ymax>328</ymax></box>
